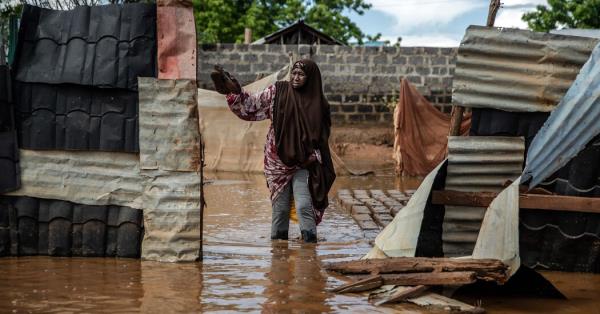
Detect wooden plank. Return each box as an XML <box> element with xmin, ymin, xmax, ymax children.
<box><xmin>373</xmin><ymin>285</ymin><xmax>428</xmax><ymax>306</ymax></box>
<box><xmin>432</xmin><ymin>190</ymin><xmax>600</xmax><ymax>214</ymax></box>
<box><xmin>325</xmin><ymin>257</ymin><xmax>508</xmax><ymax>283</ymax></box>
<box><xmin>329</xmin><ymin>275</ymin><xmax>383</xmax><ymax>293</ymax></box>
<box><xmin>381</xmin><ymin>271</ymin><xmax>476</xmax><ymax>286</ymax></box>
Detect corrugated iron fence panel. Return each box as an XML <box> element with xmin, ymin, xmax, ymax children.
<box><xmin>138</xmin><ymin>78</ymin><xmax>201</xmax><ymax>262</ymax></box>
<box><xmin>444</xmin><ymin>136</ymin><xmax>524</xmax><ymax>257</ymax></box>
<box><xmin>139</xmin><ymin>79</ymin><xmax>201</xmax><ymax>171</ymax></box>
<box><xmin>6</xmin><ymin>150</ymin><xmax>144</xmax><ymax>209</ymax></box>
<box><xmin>523</xmin><ymin>42</ymin><xmax>600</xmax><ymax>188</ymax></box>
<box><xmin>453</xmin><ymin>25</ymin><xmax>598</xmax><ymax>112</ymax></box>
<box><xmin>0</xmin><ymin>195</ymin><xmax>143</xmax><ymax>258</ymax></box>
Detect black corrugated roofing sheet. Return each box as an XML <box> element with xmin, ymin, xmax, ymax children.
<box><xmin>14</xmin><ymin>82</ymin><xmax>139</xmax><ymax>152</ymax></box>
<box><xmin>14</xmin><ymin>4</ymin><xmax>157</xmax><ymax>91</ymax></box>
<box><xmin>0</xmin><ymin>65</ymin><xmax>20</xmax><ymax>193</ymax></box>
<box><xmin>468</xmin><ymin>108</ymin><xmax>600</xmax><ymax>273</ymax></box>
<box><xmin>0</xmin><ymin>196</ymin><xmax>143</xmax><ymax>258</ymax></box>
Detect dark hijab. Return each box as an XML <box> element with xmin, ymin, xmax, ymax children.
<box><xmin>273</xmin><ymin>59</ymin><xmax>336</xmax><ymax>221</ymax></box>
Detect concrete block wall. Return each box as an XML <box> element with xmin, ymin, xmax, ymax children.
<box><xmin>198</xmin><ymin>44</ymin><xmax>456</xmax><ymax>124</ymax></box>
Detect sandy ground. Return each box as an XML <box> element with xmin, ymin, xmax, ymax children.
<box><xmin>331</xmin><ymin>124</ymin><xmax>396</xmax><ymax>174</ymax></box>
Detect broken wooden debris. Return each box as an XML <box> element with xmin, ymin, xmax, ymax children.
<box><xmin>325</xmin><ymin>257</ymin><xmax>508</xmax><ymax>283</ymax></box>
<box><xmin>328</xmin><ymin>275</ymin><xmax>384</xmax><ymax>293</ymax></box>
<box><xmin>373</xmin><ymin>285</ymin><xmax>428</xmax><ymax>306</ymax></box>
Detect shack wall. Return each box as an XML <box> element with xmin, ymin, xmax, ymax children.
<box><xmin>197</xmin><ymin>44</ymin><xmax>456</xmax><ymax>123</ymax></box>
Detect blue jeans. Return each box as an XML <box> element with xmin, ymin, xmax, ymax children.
<box><xmin>271</xmin><ymin>169</ymin><xmax>317</xmax><ymax>242</ymax></box>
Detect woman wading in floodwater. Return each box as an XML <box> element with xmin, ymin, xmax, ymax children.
<box><xmin>211</xmin><ymin>60</ymin><xmax>336</xmax><ymax>243</ymax></box>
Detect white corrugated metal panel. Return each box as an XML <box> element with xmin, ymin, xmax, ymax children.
<box><xmin>139</xmin><ymin>78</ymin><xmax>201</xmax><ymax>172</ymax></box>
<box><xmin>523</xmin><ymin>42</ymin><xmax>600</xmax><ymax>188</ymax></box>
<box><xmin>443</xmin><ymin>136</ymin><xmax>524</xmax><ymax>257</ymax></box>
<box><xmin>138</xmin><ymin>78</ymin><xmax>202</xmax><ymax>262</ymax></box>
<box><xmin>6</xmin><ymin>149</ymin><xmax>144</xmax><ymax>209</ymax></box>
<box><xmin>453</xmin><ymin>25</ymin><xmax>599</xmax><ymax>112</ymax></box>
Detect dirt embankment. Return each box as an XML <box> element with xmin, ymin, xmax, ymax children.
<box><xmin>330</xmin><ymin>124</ymin><xmax>395</xmax><ymax>174</ymax></box>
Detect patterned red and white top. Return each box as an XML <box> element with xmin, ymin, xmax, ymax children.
<box><xmin>226</xmin><ymin>84</ymin><xmax>323</xmax><ymax>222</ymax></box>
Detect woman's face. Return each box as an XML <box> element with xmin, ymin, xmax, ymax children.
<box><xmin>291</xmin><ymin>68</ymin><xmax>307</xmax><ymax>89</ymax></box>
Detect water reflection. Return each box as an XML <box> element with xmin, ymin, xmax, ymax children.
<box><xmin>1</xmin><ymin>173</ymin><xmax>599</xmax><ymax>313</ymax></box>
<box><xmin>263</xmin><ymin>241</ymin><xmax>330</xmax><ymax>313</ymax></box>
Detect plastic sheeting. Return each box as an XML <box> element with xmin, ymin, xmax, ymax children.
<box><xmin>157</xmin><ymin>4</ymin><xmax>196</xmax><ymax>80</ymax></box>
<box><xmin>14</xmin><ymin>4</ymin><xmax>157</xmax><ymax>91</ymax></box>
<box><xmin>365</xmin><ymin>161</ymin><xmax>447</xmax><ymax>258</ymax></box>
<box><xmin>198</xmin><ymin>70</ymin><xmax>282</xmax><ymax>173</ymax></box>
<box><xmin>472</xmin><ymin>178</ymin><xmax>521</xmax><ymax>277</ymax></box>
<box><xmin>393</xmin><ymin>79</ymin><xmax>470</xmax><ymax>176</ymax></box>
<box><xmin>523</xmin><ymin>42</ymin><xmax>600</xmax><ymax>189</ymax></box>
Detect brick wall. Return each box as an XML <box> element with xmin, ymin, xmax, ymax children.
<box><xmin>198</xmin><ymin>44</ymin><xmax>456</xmax><ymax>124</ymax></box>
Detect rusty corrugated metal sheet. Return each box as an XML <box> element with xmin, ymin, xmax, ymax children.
<box><xmin>138</xmin><ymin>77</ymin><xmax>201</xmax><ymax>262</ymax></box>
<box><xmin>453</xmin><ymin>25</ymin><xmax>599</xmax><ymax>112</ymax></box>
<box><xmin>139</xmin><ymin>79</ymin><xmax>200</xmax><ymax>171</ymax></box>
<box><xmin>443</xmin><ymin>136</ymin><xmax>524</xmax><ymax>257</ymax></box>
<box><xmin>157</xmin><ymin>4</ymin><xmax>196</xmax><ymax>80</ymax></box>
<box><xmin>523</xmin><ymin>42</ymin><xmax>600</xmax><ymax>188</ymax></box>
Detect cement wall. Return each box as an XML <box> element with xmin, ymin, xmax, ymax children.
<box><xmin>197</xmin><ymin>44</ymin><xmax>456</xmax><ymax>124</ymax></box>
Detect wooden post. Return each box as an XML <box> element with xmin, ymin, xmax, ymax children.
<box><xmin>448</xmin><ymin>0</ymin><xmax>502</xmax><ymax>136</ymax></box>
<box><xmin>244</xmin><ymin>27</ymin><xmax>252</xmax><ymax>44</ymax></box>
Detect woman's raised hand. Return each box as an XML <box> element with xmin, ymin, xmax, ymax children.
<box><xmin>211</xmin><ymin>65</ymin><xmax>242</xmax><ymax>95</ymax></box>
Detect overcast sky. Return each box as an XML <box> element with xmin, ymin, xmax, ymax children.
<box><xmin>351</xmin><ymin>0</ymin><xmax>549</xmax><ymax>46</ymax></box>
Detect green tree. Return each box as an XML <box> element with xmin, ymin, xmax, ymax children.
<box><xmin>193</xmin><ymin>0</ymin><xmax>372</xmax><ymax>44</ymax></box>
<box><xmin>522</xmin><ymin>0</ymin><xmax>600</xmax><ymax>32</ymax></box>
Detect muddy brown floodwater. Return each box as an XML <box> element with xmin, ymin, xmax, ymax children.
<box><xmin>0</xmin><ymin>172</ymin><xmax>599</xmax><ymax>313</ymax></box>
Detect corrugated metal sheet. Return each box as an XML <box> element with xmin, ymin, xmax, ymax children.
<box><xmin>0</xmin><ymin>195</ymin><xmax>143</xmax><ymax>258</ymax></box>
<box><xmin>453</xmin><ymin>25</ymin><xmax>599</xmax><ymax>112</ymax></box>
<box><xmin>0</xmin><ymin>65</ymin><xmax>20</xmax><ymax>193</ymax></box>
<box><xmin>157</xmin><ymin>5</ymin><xmax>196</xmax><ymax>80</ymax></box>
<box><xmin>0</xmin><ymin>132</ymin><xmax>20</xmax><ymax>193</ymax></box>
<box><xmin>14</xmin><ymin>4</ymin><xmax>157</xmax><ymax>91</ymax></box>
<box><xmin>6</xmin><ymin>149</ymin><xmax>144</xmax><ymax>209</ymax></box>
<box><xmin>139</xmin><ymin>78</ymin><xmax>200</xmax><ymax>171</ymax></box>
<box><xmin>140</xmin><ymin>170</ymin><xmax>201</xmax><ymax>262</ymax></box>
<box><xmin>523</xmin><ymin>42</ymin><xmax>600</xmax><ymax>188</ymax></box>
<box><xmin>443</xmin><ymin>136</ymin><xmax>524</xmax><ymax>257</ymax></box>
<box><xmin>14</xmin><ymin>82</ymin><xmax>139</xmax><ymax>152</ymax></box>
<box><xmin>551</xmin><ymin>29</ymin><xmax>600</xmax><ymax>39</ymax></box>
<box><xmin>138</xmin><ymin>78</ymin><xmax>201</xmax><ymax>262</ymax></box>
